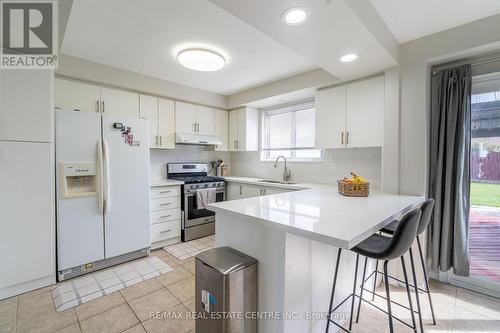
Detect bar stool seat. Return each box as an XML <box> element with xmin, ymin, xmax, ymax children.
<box><xmin>380</xmin><ymin>220</ymin><xmax>398</xmax><ymax>234</ymax></box>
<box><xmin>350</xmin><ymin>234</ymin><xmax>392</xmax><ymax>259</ymax></box>
<box><xmin>325</xmin><ymin>208</ymin><xmax>422</xmax><ymax>333</ymax></box>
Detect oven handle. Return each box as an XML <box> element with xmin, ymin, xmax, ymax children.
<box><xmin>184</xmin><ymin>188</ymin><xmax>226</xmax><ymax>196</ymax></box>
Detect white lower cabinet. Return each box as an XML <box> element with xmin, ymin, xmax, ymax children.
<box><xmin>226</xmin><ymin>182</ymin><xmax>294</xmax><ymax>200</ymax></box>
<box><xmin>149</xmin><ymin>185</ymin><xmax>182</xmax><ymax>249</ymax></box>
<box><xmin>150</xmin><ymin>220</ymin><xmax>181</xmax><ymax>244</ymax></box>
<box><xmin>0</xmin><ymin>141</ymin><xmax>55</xmax><ymax>299</ymax></box>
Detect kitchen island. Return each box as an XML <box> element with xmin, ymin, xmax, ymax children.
<box><xmin>208</xmin><ymin>185</ymin><xmax>422</xmax><ymax>333</ymax></box>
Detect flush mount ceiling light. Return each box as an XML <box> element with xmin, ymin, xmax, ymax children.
<box><xmin>339</xmin><ymin>54</ymin><xmax>358</xmax><ymax>63</ymax></box>
<box><xmin>281</xmin><ymin>7</ymin><xmax>309</xmax><ymax>25</ymax></box>
<box><xmin>177</xmin><ymin>48</ymin><xmax>226</xmax><ymax>72</ymax></box>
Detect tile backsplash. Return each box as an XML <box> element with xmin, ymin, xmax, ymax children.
<box><xmin>150</xmin><ymin>146</ymin><xmax>381</xmax><ymax>189</ymax></box>
<box><xmin>149</xmin><ymin>145</ymin><xmax>231</xmax><ymax>180</ymax></box>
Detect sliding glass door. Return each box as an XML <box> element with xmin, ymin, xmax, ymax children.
<box><xmin>450</xmin><ymin>71</ymin><xmax>500</xmax><ymax>297</ymax></box>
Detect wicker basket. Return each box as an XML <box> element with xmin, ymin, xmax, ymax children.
<box><xmin>337</xmin><ymin>180</ymin><xmax>370</xmax><ymax>197</ymax></box>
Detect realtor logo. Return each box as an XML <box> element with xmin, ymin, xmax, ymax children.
<box><xmin>1</xmin><ymin>0</ymin><xmax>58</xmax><ymax>68</ymax></box>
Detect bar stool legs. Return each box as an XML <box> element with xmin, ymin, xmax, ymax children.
<box><xmin>326</xmin><ymin>248</ymin><xmax>342</xmax><ymax>333</ymax></box>
<box><xmin>372</xmin><ymin>260</ymin><xmax>378</xmax><ymax>301</ymax></box>
<box><xmin>417</xmin><ymin>236</ymin><xmax>437</xmax><ymax>325</ymax></box>
<box><xmin>409</xmin><ymin>248</ymin><xmax>425</xmax><ymax>333</ymax></box>
<box><xmin>401</xmin><ymin>256</ymin><xmax>417</xmax><ymax>333</ymax></box>
<box><xmin>349</xmin><ymin>254</ymin><xmax>360</xmax><ymax>331</ymax></box>
<box><xmin>383</xmin><ymin>260</ymin><xmax>395</xmax><ymax>333</ymax></box>
<box><xmin>355</xmin><ymin>257</ymin><xmax>368</xmax><ymax>323</ymax></box>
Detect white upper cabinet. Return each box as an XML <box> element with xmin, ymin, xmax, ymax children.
<box><xmin>55</xmin><ymin>78</ymin><xmax>100</xmax><ymax>113</ymax></box>
<box><xmin>214</xmin><ymin>109</ymin><xmax>229</xmax><ymax>151</ymax></box>
<box><xmin>157</xmin><ymin>98</ymin><xmax>175</xmax><ymax>149</ymax></box>
<box><xmin>55</xmin><ymin>78</ymin><xmax>140</xmax><ymax>119</ymax></box>
<box><xmin>175</xmin><ymin>101</ymin><xmax>215</xmax><ymax>136</ymax></box>
<box><xmin>139</xmin><ymin>95</ymin><xmax>158</xmax><ymax>148</ymax></box>
<box><xmin>175</xmin><ymin>101</ymin><xmax>197</xmax><ymax>134</ymax></box>
<box><xmin>100</xmin><ymin>87</ymin><xmax>139</xmax><ymax>119</ymax></box>
<box><xmin>346</xmin><ymin>76</ymin><xmax>384</xmax><ymax>148</ymax></box>
<box><xmin>229</xmin><ymin>107</ymin><xmax>259</xmax><ymax>152</ymax></box>
<box><xmin>315</xmin><ymin>76</ymin><xmax>385</xmax><ymax>149</ymax></box>
<box><xmin>316</xmin><ymin>85</ymin><xmax>346</xmax><ymax>149</ymax></box>
<box><xmin>140</xmin><ymin>95</ymin><xmax>175</xmax><ymax>149</ymax></box>
<box><xmin>196</xmin><ymin>105</ymin><xmax>215</xmax><ymax>136</ymax></box>
<box><xmin>1</xmin><ymin>70</ymin><xmax>53</xmax><ymax>142</ymax></box>
<box><xmin>228</xmin><ymin>110</ymin><xmax>238</xmax><ymax>151</ymax></box>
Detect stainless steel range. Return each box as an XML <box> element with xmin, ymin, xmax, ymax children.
<box><xmin>167</xmin><ymin>163</ymin><xmax>225</xmax><ymax>241</ymax></box>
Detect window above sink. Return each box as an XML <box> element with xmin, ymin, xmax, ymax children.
<box><xmin>260</xmin><ymin>101</ymin><xmax>322</xmax><ymax>162</ymax></box>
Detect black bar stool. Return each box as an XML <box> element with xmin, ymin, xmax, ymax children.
<box><xmin>325</xmin><ymin>208</ymin><xmax>422</xmax><ymax>333</ymax></box>
<box><xmin>370</xmin><ymin>199</ymin><xmax>436</xmax><ymax>333</ymax></box>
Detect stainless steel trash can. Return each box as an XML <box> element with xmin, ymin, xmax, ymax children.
<box><xmin>195</xmin><ymin>247</ymin><xmax>258</xmax><ymax>333</ymax></box>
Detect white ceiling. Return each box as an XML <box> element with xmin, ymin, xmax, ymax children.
<box><xmin>209</xmin><ymin>0</ymin><xmax>398</xmax><ymax>83</ymax></box>
<box><xmin>61</xmin><ymin>0</ymin><xmax>315</xmax><ymax>95</ymax></box>
<box><xmin>370</xmin><ymin>0</ymin><xmax>500</xmax><ymax>43</ymax></box>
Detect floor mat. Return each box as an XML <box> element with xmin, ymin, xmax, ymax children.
<box><xmin>52</xmin><ymin>256</ymin><xmax>172</xmax><ymax>312</ymax></box>
<box><xmin>164</xmin><ymin>235</ymin><xmax>215</xmax><ymax>260</ymax></box>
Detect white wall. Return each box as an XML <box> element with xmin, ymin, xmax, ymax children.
<box><xmin>150</xmin><ymin>146</ymin><xmax>231</xmax><ymax>180</ymax></box>
<box><xmin>57</xmin><ymin>54</ymin><xmax>228</xmax><ymax>109</ymax></box>
<box><xmin>230</xmin><ymin>148</ymin><xmax>382</xmax><ymax>189</ymax></box>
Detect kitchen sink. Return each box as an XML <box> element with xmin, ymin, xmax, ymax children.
<box><xmin>257</xmin><ymin>179</ymin><xmax>297</xmax><ymax>185</ymax></box>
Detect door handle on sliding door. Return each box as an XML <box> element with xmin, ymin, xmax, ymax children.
<box><xmin>97</xmin><ymin>140</ymin><xmax>104</xmax><ymax>214</ymax></box>
<box><xmin>103</xmin><ymin>139</ymin><xmax>111</xmax><ymax>214</ymax></box>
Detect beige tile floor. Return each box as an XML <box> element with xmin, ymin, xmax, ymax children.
<box><xmin>1</xmin><ymin>249</ymin><xmax>500</xmax><ymax>333</ymax></box>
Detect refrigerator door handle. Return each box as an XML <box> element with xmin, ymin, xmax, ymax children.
<box><xmin>103</xmin><ymin>139</ymin><xmax>111</xmax><ymax>215</ymax></box>
<box><xmin>97</xmin><ymin>140</ymin><xmax>104</xmax><ymax>214</ymax></box>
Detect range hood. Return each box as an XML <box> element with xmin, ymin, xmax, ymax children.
<box><xmin>175</xmin><ymin>133</ymin><xmax>223</xmax><ymax>146</ymax></box>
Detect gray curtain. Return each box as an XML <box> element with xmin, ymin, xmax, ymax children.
<box><xmin>429</xmin><ymin>64</ymin><xmax>471</xmax><ymax>277</ymax></box>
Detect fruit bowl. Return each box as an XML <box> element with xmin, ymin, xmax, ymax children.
<box><xmin>338</xmin><ymin>173</ymin><xmax>370</xmax><ymax>197</ymax></box>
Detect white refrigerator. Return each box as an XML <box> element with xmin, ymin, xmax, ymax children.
<box><xmin>56</xmin><ymin>109</ymin><xmax>150</xmax><ymax>280</ymax></box>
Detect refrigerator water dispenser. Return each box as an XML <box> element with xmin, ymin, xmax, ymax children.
<box><xmin>59</xmin><ymin>162</ymin><xmax>97</xmax><ymax>198</ymax></box>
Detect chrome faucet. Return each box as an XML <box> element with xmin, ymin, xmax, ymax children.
<box><xmin>274</xmin><ymin>155</ymin><xmax>291</xmax><ymax>183</ymax></box>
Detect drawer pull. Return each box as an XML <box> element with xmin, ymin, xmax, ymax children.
<box><xmin>159</xmin><ymin>191</ymin><xmax>171</xmax><ymax>194</ymax></box>
<box><xmin>159</xmin><ymin>215</ymin><xmax>171</xmax><ymax>219</ymax></box>
<box><xmin>159</xmin><ymin>203</ymin><xmax>171</xmax><ymax>206</ymax></box>
<box><xmin>160</xmin><ymin>229</ymin><xmax>172</xmax><ymax>234</ymax></box>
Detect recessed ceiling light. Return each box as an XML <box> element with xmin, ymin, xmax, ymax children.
<box><xmin>177</xmin><ymin>48</ymin><xmax>226</xmax><ymax>72</ymax></box>
<box><xmin>339</xmin><ymin>54</ymin><xmax>358</xmax><ymax>63</ymax></box>
<box><xmin>281</xmin><ymin>7</ymin><xmax>309</xmax><ymax>25</ymax></box>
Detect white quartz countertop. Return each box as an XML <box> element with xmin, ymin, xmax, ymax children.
<box><xmin>223</xmin><ymin>176</ymin><xmax>315</xmax><ymax>190</ymax></box>
<box><xmin>208</xmin><ymin>182</ymin><xmax>423</xmax><ymax>249</ymax></box>
<box><xmin>150</xmin><ymin>179</ymin><xmax>184</xmax><ymax>187</ymax></box>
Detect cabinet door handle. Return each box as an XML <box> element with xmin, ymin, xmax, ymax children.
<box><xmin>193</xmin><ymin>123</ymin><xmax>196</xmax><ymax>132</ymax></box>
<box><xmin>96</xmin><ymin>100</ymin><xmax>100</xmax><ymax>113</ymax></box>
<box><xmin>239</xmin><ymin>185</ymin><xmax>242</xmax><ymax>196</ymax></box>
<box><xmin>159</xmin><ymin>203</ymin><xmax>171</xmax><ymax>206</ymax></box>
<box><xmin>263</xmin><ymin>189</ymin><xmax>266</xmax><ymax>195</ymax></box>
<box><xmin>197</xmin><ymin>123</ymin><xmax>200</xmax><ymax>132</ymax></box>
<box><xmin>159</xmin><ymin>190</ymin><xmax>171</xmax><ymax>194</ymax></box>
<box><xmin>234</xmin><ymin>140</ymin><xmax>237</xmax><ymax>149</ymax></box>
<box><xmin>160</xmin><ymin>136</ymin><xmax>162</xmax><ymax>146</ymax></box>
<box><xmin>155</xmin><ymin>135</ymin><xmax>158</xmax><ymax>146</ymax></box>
<box><xmin>159</xmin><ymin>215</ymin><xmax>171</xmax><ymax>219</ymax></box>
<box><xmin>101</xmin><ymin>101</ymin><xmax>105</xmax><ymax>113</ymax></box>
<box><xmin>346</xmin><ymin>131</ymin><xmax>349</xmax><ymax>145</ymax></box>
<box><xmin>341</xmin><ymin>132</ymin><xmax>344</xmax><ymax>145</ymax></box>
<box><xmin>160</xmin><ymin>229</ymin><xmax>172</xmax><ymax>234</ymax></box>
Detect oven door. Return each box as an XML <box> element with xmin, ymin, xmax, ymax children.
<box><xmin>184</xmin><ymin>188</ymin><xmax>225</xmax><ymax>228</ymax></box>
